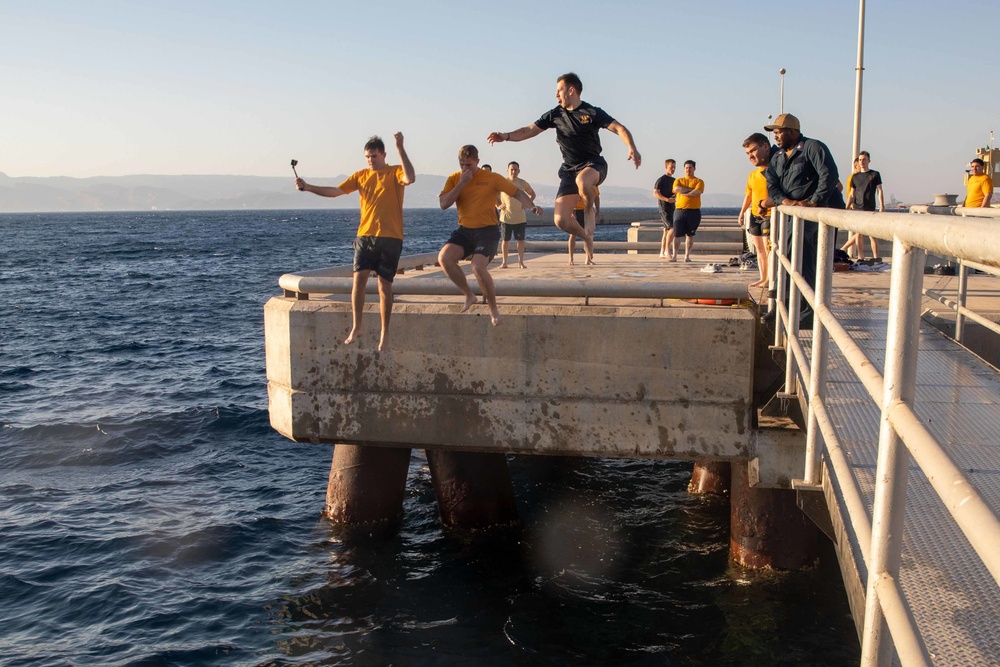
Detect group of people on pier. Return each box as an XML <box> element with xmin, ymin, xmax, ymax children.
<box><xmin>295</xmin><ymin>71</ymin><xmax>994</xmax><ymax>351</ymax></box>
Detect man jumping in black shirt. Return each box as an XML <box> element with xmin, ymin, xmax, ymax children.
<box><xmin>488</xmin><ymin>72</ymin><xmax>640</xmax><ymax>265</ymax></box>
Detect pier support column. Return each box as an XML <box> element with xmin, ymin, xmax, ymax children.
<box><xmin>325</xmin><ymin>444</ymin><xmax>412</xmax><ymax>527</ymax></box>
<box><xmin>426</xmin><ymin>450</ymin><xmax>519</xmax><ymax>531</ymax></box>
<box><xmin>730</xmin><ymin>461</ymin><xmax>818</xmax><ymax>569</ymax></box>
<box><xmin>688</xmin><ymin>461</ymin><xmax>731</xmax><ymax>495</ymax></box>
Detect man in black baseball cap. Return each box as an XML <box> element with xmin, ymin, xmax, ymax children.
<box><xmin>763</xmin><ymin>113</ymin><xmax>844</xmax><ymax>328</ymax></box>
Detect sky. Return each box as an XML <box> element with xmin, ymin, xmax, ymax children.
<box><xmin>2</xmin><ymin>0</ymin><xmax>998</xmax><ymax>204</ymax></box>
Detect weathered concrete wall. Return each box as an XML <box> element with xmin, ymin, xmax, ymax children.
<box><xmin>266</xmin><ymin>298</ymin><xmax>757</xmax><ymax>460</ymax></box>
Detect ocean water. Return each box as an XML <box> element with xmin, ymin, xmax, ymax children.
<box><xmin>0</xmin><ymin>209</ymin><xmax>860</xmax><ymax>666</ymax></box>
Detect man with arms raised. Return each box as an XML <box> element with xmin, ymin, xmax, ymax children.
<box><xmin>497</xmin><ymin>161</ymin><xmax>536</xmax><ymax>269</ymax></box>
<box><xmin>965</xmin><ymin>158</ymin><xmax>994</xmax><ymax>208</ymax></box>
<box><xmin>295</xmin><ymin>132</ymin><xmax>415</xmax><ymax>352</ymax></box>
<box><xmin>738</xmin><ymin>133</ymin><xmax>774</xmax><ymax>288</ymax></box>
<box><xmin>764</xmin><ymin>113</ymin><xmax>844</xmax><ymax>328</ymax></box>
<box><xmin>438</xmin><ymin>145</ymin><xmax>542</xmax><ymax>326</ymax></box>
<box><xmin>487</xmin><ymin>72</ymin><xmax>641</xmax><ymax>265</ymax></box>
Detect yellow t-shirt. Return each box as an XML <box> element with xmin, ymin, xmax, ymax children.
<box><xmin>674</xmin><ymin>176</ymin><xmax>704</xmax><ymax>210</ymax></box>
<box><xmin>499</xmin><ymin>177</ymin><xmax>535</xmax><ymax>224</ymax></box>
<box><xmin>965</xmin><ymin>173</ymin><xmax>994</xmax><ymax>208</ymax></box>
<box><xmin>442</xmin><ymin>170</ymin><xmax>519</xmax><ymax>229</ymax></box>
<box><xmin>338</xmin><ymin>165</ymin><xmax>406</xmax><ymax>239</ymax></box>
<box><xmin>573</xmin><ymin>186</ymin><xmax>600</xmax><ymax>211</ymax></box>
<box><xmin>745</xmin><ymin>167</ymin><xmax>770</xmax><ymax>217</ymax></box>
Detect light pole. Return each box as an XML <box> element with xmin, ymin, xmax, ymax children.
<box><xmin>851</xmin><ymin>0</ymin><xmax>866</xmax><ymax>161</ymax></box>
<box><xmin>779</xmin><ymin>68</ymin><xmax>786</xmax><ymax>114</ymax></box>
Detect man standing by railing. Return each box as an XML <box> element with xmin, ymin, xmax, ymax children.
<box><xmin>739</xmin><ymin>133</ymin><xmax>775</xmax><ymax>288</ymax></box>
<box><xmin>965</xmin><ymin>158</ymin><xmax>994</xmax><ymax>208</ymax></box>
<box><xmin>763</xmin><ymin>113</ymin><xmax>845</xmax><ymax>328</ymax></box>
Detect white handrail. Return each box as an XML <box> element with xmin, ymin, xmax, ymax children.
<box><xmin>769</xmin><ymin>205</ymin><xmax>1000</xmax><ymax>665</ymax></box>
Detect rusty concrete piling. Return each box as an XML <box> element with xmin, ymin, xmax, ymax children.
<box><xmin>688</xmin><ymin>461</ymin><xmax>732</xmax><ymax>495</ymax></box>
<box><xmin>729</xmin><ymin>461</ymin><xmax>818</xmax><ymax>569</ymax></box>
<box><xmin>426</xmin><ymin>450</ymin><xmax>520</xmax><ymax>531</ymax></box>
<box><xmin>325</xmin><ymin>445</ymin><xmax>412</xmax><ymax>527</ymax></box>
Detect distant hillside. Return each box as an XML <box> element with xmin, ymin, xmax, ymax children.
<box><xmin>0</xmin><ymin>171</ymin><xmax>743</xmax><ymax>213</ymax></box>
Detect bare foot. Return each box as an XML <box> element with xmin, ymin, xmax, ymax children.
<box><xmin>461</xmin><ymin>293</ymin><xmax>476</xmax><ymax>313</ymax></box>
<box><xmin>378</xmin><ymin>332</ymin><xmax>387</xmax><ymax>352</ymax></box>
<box><xmin>748</xmin><ymin>280</ymin><xmax>764</xmax><ymax>289</ymax></box>
<box><xmin>669</xmin><ymin>256</ymin><xmax>677</xmax><ymax>263</ymax></box>
<box><xmin>568</xmin><ymin>257</ymin><xmax>575</xmax><ymax>266</ymax></box>
<box><xmin>344</xmin><ymin>328</ymin><xmax>360</xmax><ymax>345</ymax></box>
<box><xmin>586</xmin><ymin>258</ymin><xmax>596</xmax><ymax>266</ymax></box>
<box><xmin>684</xmin><ymin>256</ymin><xmax>691</xmax><ymax>262</ymax></box>
<box><xmin>499</xmin><ymin>263</ymin><xmax>508</xmax><ymax>269</ymax></box>
<box><xmin>490</xmin><ymin>306</ymin><xmax>501</xmax><ymax>326</ymax></box>
<box><xmin>518</xmin><ymin>263</ymin><xmax>527</xmax><ymax>269</ymax></box>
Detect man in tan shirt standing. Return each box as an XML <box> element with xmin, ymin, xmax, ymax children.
<box><xmin>497</xmin><ymin>161</ymin><xmax>536</xmax><ymax>269</ymax></box>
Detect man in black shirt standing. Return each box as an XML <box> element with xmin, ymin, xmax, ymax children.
<box><xmin>842</xmin><ymin>151</ymin><xmax>885</xmax><ymax>260</ymax></box>
<box><xmin>488</xmin><ymin>72</ymin><xmax>641</xmax><ymax>265</ymax></box>
<box><xmin>654</xmin><ymin>159</ymin><xmax>677</xmax><ymax>258</ymax></box>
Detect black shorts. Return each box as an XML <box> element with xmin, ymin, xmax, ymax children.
<box><xmin>353</xmin><ymin>236</ymin><xmax>403</xmax><ymax>282</ymax></box>
<box><xmin>501</xmin><ymin>222</ymin><xmax>526</xmax><ymax>241</ymax></box>
<box><xmin>747</xmin><ymin>215</ymin><xmax>769</xmax><ymax>237</ymax></box>
<box><xmin>556</xmin><ymin>158</ymin><xmax>608</xmax><ymax>198</ymax></box>
<box><xmin>445</xmin><ymin>225</ymin><xmax>501</xmax><ymax>260</ymax></box>
<box><xmin>673</xmin><ymin>209</ymin><xmax>701</xmax><ymax>237</ymax></box>
<box><xmin>573</xmin><ymin>209</ymin><xmax>585</xmax><ymax>225</ymax></box>
<box><xmin>659</xmin><ymin>204</ymin><xmax>675</xmax><ymax>229</ymax></box>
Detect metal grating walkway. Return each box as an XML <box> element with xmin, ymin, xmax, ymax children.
<box><xmin>808</xmin><ymin>307</ymin><xmax>1000</xmax><ymax>665</ymax></box>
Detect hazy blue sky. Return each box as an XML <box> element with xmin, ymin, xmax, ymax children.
<box><xmin>2</xmin><ymin>0</ymin><xmax>997</xmax><ymax>202</ymax></box>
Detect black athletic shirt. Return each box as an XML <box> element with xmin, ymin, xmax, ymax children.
<box><xmin>535</xmin><ymin>101</ymin><xmax>615</xmax><ymax>167</ymax></box>
<box><xmin>849</xmin><ymin>170</ymin><xmax>883</xmax><ymax>211</ymax></box>
<box><xmin>654</xmin><ymin>175</ymin><xmax>676</xmax><ymax>212</ymax></box>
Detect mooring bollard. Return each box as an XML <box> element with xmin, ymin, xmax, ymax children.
<box><xmin>729</xmin><ymin>461</ymin><xmax>818</xmax><ymax>569</ymax></box>
<box><xmin>688</xmin><ymin>461</ymin><xmax>732</xmax><ymax>495</ymax></box>
<box><xmin>425</xmin><ymin>450</ymin><xmax>519</xmax><ymax>531</ymax></box>
<box><xmin>325</xmin><ymin>444</ymin><xmax>412</xmax><ymax>527</ymax></box>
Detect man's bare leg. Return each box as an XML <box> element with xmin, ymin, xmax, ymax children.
<box><xmin>517</xmin><ymin>238</ymin><xmax>526</xmax><ymax>269</ymax></box>
<box><xmin>660</xmin><ymin>228</ymin><xmax>669</xmax><ymax>258</ymax></box>
<box><xmin>554</xmin><ymin>195</ymin><xmax>587</xmax><ymax>266</ymax></box>
<box><xmin>438</xmin><ymin>243</ymin><xmax>477</xmax><ymax>312</ymax></box>
<box><xmin>567</xmin><ymin>234</ymin><xmax>576</xmax><ymax>265</ymax></box>
<box><xmin>470</xmin><ymin>254</ymin><xmax>501</xmax><ymax>326</ymax></box>
<box><xmin>376</xmin><ymin>275</ymin><xmax>393</xmax><ymax>351</ymax></box>
<box><xmin>345</xmin><ymin>270</ymin><xmax>369</xmax><ymax>345</ymax></box>
<box><xmin>576</xmin><ymin>168</ymin><xmax>601</xmax><ymax>265</ymax></box>
<box><xmin>666</xmin><ymin>229</ymin><xmax>677</xmax><ymax>261</ymax></box>
<box><xmin>869</xmin><ymin>236</ymin><xmax>879</xmax><ymax>259</ymax></box>
<box><xmin>499</xmin><ymin>239</ymin><xmax>510</xmax><ymax>268</ymax></box>
<box><xmin>748</xmin><ymin>235</ymin><xmax>769</xmax><ymax>288</ymax></box>
<box><xmin>684</xmin><ymin>236</ymin><xmax>693</xmax><ymax>262</ymax></box>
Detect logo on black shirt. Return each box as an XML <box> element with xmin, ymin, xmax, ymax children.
<box><xmin>579</xmin><ymin>114</ymin><xmax>591</xmax><ymax>124</ymax></box>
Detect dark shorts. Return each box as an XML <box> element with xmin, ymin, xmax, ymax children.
<box><xmin>747</xmin><ymin>215</ymin><xmax>770</xmax><ymax>237</ymax></box>
<box><xmin>659</xmin><ymin>204</ymin><xmax>675</xmax><ymax>229</ymax></box>
<box><xmin>445</xmin><ymin>225</ymin><xmax>501</xmax><ymax>260</ymax></box>
<box><xmin>501</xmin><ymin>222</ymin><xmax>526</xmax><ymax>242</ymax></box>
<box><xmin>573</xmin><ymin>209</ymin><xmax>585</xmax><ymax>225</ymax></box>
<box><xmin>673</xmin><ymin>209</ymin><xmax>701</xmax><ymax>237</ymax></box>
<box><xmin>556</xmin><ymin>158</ymin><xmax>608</xmax><ymax>199</ymax></box>
<box><xmin>353</xmin><ymin>236</ymin><xmax>403</xmax><ymax>282</ymax></box>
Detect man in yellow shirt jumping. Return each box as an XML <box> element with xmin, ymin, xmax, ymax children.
<box><xmin>295</xmin><ymin>132</ymin><xmax>415</xmax><ymax>351</ymax></box>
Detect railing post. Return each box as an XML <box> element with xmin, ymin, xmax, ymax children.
<box><xmin>803</xmin><ymin>223</ymin><xmax>835</xmax><ymax>485</ymax></box>
<box><xmin>773</xmin><ymin>212</ymin><xmax>788</xmax><ymax>350</ymax></box>
<box><xmin>783</xmin><ymin>215</ymin><xmax>803</xmax><ymax>394</ymax></box>
<box><xmin>955</xmin><ymin>259</ymin><xmax>968</xmax><ymax>343</ymax></box>
<box><xmin>860</xmin><ymin>235</ymin><xmax>926</xmax><ymax>666</ymax></box>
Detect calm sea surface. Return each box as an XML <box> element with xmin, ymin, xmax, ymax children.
<box><xmin>0</xmin><ymin>209</ymin><xmax>859</xmax><ymax>666</ymax></box>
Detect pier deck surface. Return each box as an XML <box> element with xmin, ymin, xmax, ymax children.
<box><xmin>809</xmin><ymin>274</ymin><xmax>1000</xmax><ymax>666</ymax></box>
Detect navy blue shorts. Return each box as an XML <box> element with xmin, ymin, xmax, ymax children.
<box><xmin>353</xmin><ymin>236</ymin><xmax>403</xmax><ymax>282</ymax></box>
<box><xmin>659</xmin><ymin>204</ymin><xmax>675</xmax><ymax>229</ymax></box>
<box><xmin>748</xmin><ymin>215</ymin><xmax>769</xmax><ymax>237</ymax></box>
<box><xmin>672</xmin><ymin>209</ymin><xmax>701</xmax><ymax>237</ymax></box>
<box><xmin>445</xmin><ymin>225</ymin><xmax>500</xmax><ymax>260</ymax></box>
<box><xmin>501</xmin><ymin>222</ymin><xmax>526</xmax><ymax>242</ymax></box>
<box><xmin>556</xmin><ymin>158</ymin><xmax>608</xmax><ymax>199</ymax></box>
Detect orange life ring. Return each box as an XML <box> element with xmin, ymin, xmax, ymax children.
<box><xmin>686</xmin><ymin>298</ymin><xmax>739</xmax><ymax>306</ymax></box>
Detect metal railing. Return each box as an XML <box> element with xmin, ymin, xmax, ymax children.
<box><xmin>766</xmin><ymin>206</ymin><xmax>1000</xmax><ymax>666</ymax></box>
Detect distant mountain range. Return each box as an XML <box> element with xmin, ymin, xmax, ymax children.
<box><xmin>0</xmin><ymin>171</ymin><xmax>744</xmax><ymax>213</ymax></box>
